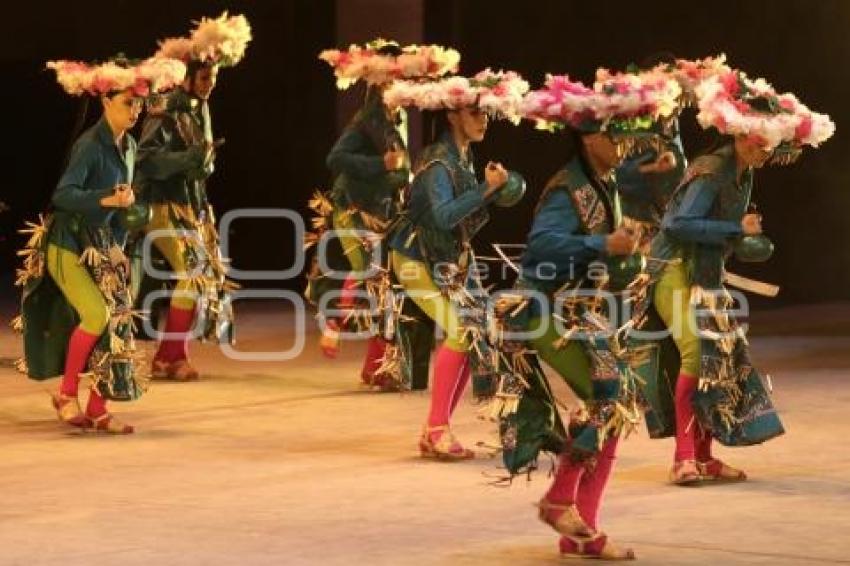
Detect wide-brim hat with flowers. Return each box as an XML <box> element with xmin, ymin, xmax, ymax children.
<box><xmin>695</xmin><ymin>70</ymin><xmax>835</xmax><ymax>164</ymax></box>
<box><xmin>319</xmin><ymin>39</ymin><xmax>461</xmax><ymax>90</ymax></box>
<box><xmin>47</xmin><ymin>56</ymin><xmax>187</xmax><ymax>98</ymax></box>
<box><xmin>156</xmin><ymin>11</ymin><xmax>252</xmax><ymax>68</ymax></box>
<box><xmin>382</xmin><ymin>68</ymin><xmax>530</xmax><ymax>124</ymax></box>
<box><xmin>521</xmin><ymin>70</ymin><xmax>682</xmax><ymax>138</ymax></box>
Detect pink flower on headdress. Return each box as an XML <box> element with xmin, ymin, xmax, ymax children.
<box><xmin>795</xmin><ymin>114</ymin><xmax>813</xmax><ymax>140</ymax></box>
<box><xmin>719</xmin><ymin>72</ymin><xmax>740</xmax><ymax>97</ymax></box>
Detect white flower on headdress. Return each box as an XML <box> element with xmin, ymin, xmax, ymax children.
<box><xmin>695</xmin><ymin>72</ymin><xmax>834</xmax><ymax>151</ymax></box>
<box><xmin>319</xmin><ymin>41</ymin><xmax>460</xmax><ymax>90</ymax></box>
<box><xmin>156</xmin><ymin>12</ymin><xmax>252</xmax><ymax>67</ymax></box>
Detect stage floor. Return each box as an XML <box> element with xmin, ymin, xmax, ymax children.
<box><xmin>1</xmin><ymin>302</ymin><xmax>849</xmax><ymax>565</ymax></box>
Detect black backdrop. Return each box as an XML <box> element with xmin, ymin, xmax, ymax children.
<box><xmin>1</xmin><ymin>0</ymin><xmax>847</xmax><ymax>307</ymax></box>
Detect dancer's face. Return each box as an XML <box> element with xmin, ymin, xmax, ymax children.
<box><xmin>735</xmin><ymin>136</ymin><xmax>772</xmax><ymax>169</ymax></box>
<box><xmin>189</xmin><ymin>65</ymin><xmax>218</xmax><ymax>100</ymax></box>
<box><xmin>448</xmin><ymin>108</ymin><xmax>489</xmax><ymax>143</ymax></box>
<box><xmin>102</xmin><ymin>89</ymin><xmax>143</xmax><ymax>133</ymax></box>
<box><xmin>582</xmin><ymin>132</ymin><xmax>622</xmax><ymax>172</ymax></box>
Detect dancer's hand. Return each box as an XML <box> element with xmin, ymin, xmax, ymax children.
<box><xmin>383</xmin><ymin>149</ymin><xmax>406</xmax><ymax>171</ymax></box>
<box><xmin>640</xmin><ymin>151</ymin><xmax>677</xmax><ymax>174</ymax></box>
<box><xmin>484</xmin><ymin>162</ymin><xmax>509</xmax><ymax>195</ymax></box>
<box><xmin>606</xmin><ymin>227</ymin><xmax>638</xmax><ymax>256</ymax></box>
<box><xmin>741</xmin><ymin>213</ymin><xmax>762</xmax><ymax>235</ymax></box>
<box><xmin>100</xmin><ymin>184</ymin><xmax>135</xmax><ymax>208</ymax></box>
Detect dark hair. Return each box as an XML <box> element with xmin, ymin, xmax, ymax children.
<box><xmin>187</xmin><ymin>60</ymin><xmax>215</xmax><ymax>82</ymax></box>
<box><xmin>424</xmin><ymin>110</ymin><xmax>451</xmax><ymax>143</ymax></box>
<box><xmin>376</xmin><ymin>43</ymin><xmax>403</xmax><ymax>57</ymax></box>
<box><xmin>696</xmin><ymin>131</ymin><xmax>735</xmax><ymax>158</ymax></box>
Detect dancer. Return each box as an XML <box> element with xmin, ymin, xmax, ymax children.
<box><xmin>383</xmin><ymin>69</ymin><xmax>528</xmax><ymax>458</ymax></box>
<box><xmin>15</xmin><ymin>56</ymin><xmax>185</xmax><ymax>433</ymax></box>
<box><xmin>309</xmin><ymin>40</ymin><xmax>459</xmax><ymax>390</ymax></box>
<box><xmin>651</xmin><ymin>69</ymin><xmax>833</xmax><ymax>484</ymax></box>
<box><xmin>135</xmin><ymin>12</ymin><xmax>252</xmax><ymax>381</ymax></box>
<box><xmin>495</xmin><ymin>71</ymin><xmax>683</xmax><ymax>559</ymax></box>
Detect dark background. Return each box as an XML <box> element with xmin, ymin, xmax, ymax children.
<box><xmin>1</xmin><ymin>0</ymin><xmax>847</xmax><ymax>307</ymax></box>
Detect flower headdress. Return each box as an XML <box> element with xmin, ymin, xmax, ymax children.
<box><xmin>156</xmin><ymin>12</ymin><xmax>252</xmax><ymax>68</ymax></box>
<box><xmin>382</xmin><ymin>69</ymin><xmax>529</xmax><ymax>124</ymax></box>
<box><xmin>670</xmin><ymin>54</ymin><xmax>732</xmax><ymax>105</ymax></box>
<box><xmin>695</xmin><ymin>70</ymin><xmax>835</xmax><ymax>164</ymax></box>
<box><xmin>47</xmin><ymin>56</ymin><xmax>187</xmax><ymax>98</ymax></box>
<box><xmin>319</xmin><ymin>39</ymin><xmax>461</xmax><ymax>90</ymax></box>
<box><xmin>521</xmin><ymin>70</ymin><xmax>681</xmax><ymax>130</ymax></box>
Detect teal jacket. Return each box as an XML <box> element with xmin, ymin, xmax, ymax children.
<box><xmin>327</xmin><ymin>90</ymin><xmax>409</xmax><ymax>220</ymax></box>
<box><xmin>389</xmin><ymin>132</ymin><xmax>493</xmax><ymax>265</ymax></box>
<box><xmin>651</xmin><ymin>143</ymin><xmax>750</xmax><ymax>286</ymax></box>
<box><xmin>520</xmin><ymin>156</ymin><xmax>620</xmax><ymax>294</ymax></box>
<box><xmin>135</xmin><ymin>88</ymin><xmax>210</xmax><ymax>208</ymax></box>
<box><xmin>50</xmin><ymin>117</ymin><xmax>136</xmax><ymax>253</ymax></box>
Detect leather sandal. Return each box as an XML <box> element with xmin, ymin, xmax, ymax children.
<box><xmin>537</xmin><ymin>499</ymin><xmax>594</xmax><ymax>537</ymax></box>
<box><xmin>86</xmin><ymin>413</ymin><xmax>134</xmax><ymax>435</ymax></box>
<box><xmin>698</xmin><ymin>458</ymin><xmax>747</xmax><ymax>482</ymax></box>
<box><xmin>669</xmin><ymin>459</ymin><xmax>702</xmax><ymax>486</ymax></box>
<box><xmin>560</xmin><ymin>532</ymin><xmax>636</xmax><ymax>560</ymax></box>
<box><xmin>419</xmin><ymin>425</ymin><xmax>474</xmax><ymax>461</ymax></box>
<box><xmin>51</xmin><ymin>392</ymin><xmax>87</xmax><ymax>427</ymax></box>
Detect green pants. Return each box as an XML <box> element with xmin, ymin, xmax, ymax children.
<box><xmin>46</xmin><ymin>244</ymin><xmax>109</xmax><ymax>335</ymax></box>
<box><xmin>652</xmin><ymin>262</ymin><xmax>700</xmax><ymax>376</ymax></box>
<box><xmin>332</xmin><ymin>208</ymin><xmax>370</xmax><ymax>273</ymax></box>
<box><xmin>527</xmin><ymin>315</ymin><xmax>592</xmax><ymax>401</ymax></box>
<box><xmin>391</xmin><ymin>250</ymin><xmax>466</xmax><ymax>352</ymax></box>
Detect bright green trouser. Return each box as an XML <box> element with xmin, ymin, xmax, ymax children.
<box><xmin>332</xmin><ymin>208</ymin><xmax>370</xmax><ymax>273</ymax></box>
<box><xmin>46</xmin><ymin>244</ymin><xmax>109</xmax><ymax>335</ymax></box>
<box><xmin>527</xmin><ymin>315</ymin><xmax>592</xmax><ymax>401</ymax></box>
<box><xmin>652</xmin><ymin>261</ymin><xmax>701</xmax><ymax>376</ymax></box>
<box><xmin>391</xmin><ymin>251</ymin><xmax>466</xmax><ymax>352</ymax></box>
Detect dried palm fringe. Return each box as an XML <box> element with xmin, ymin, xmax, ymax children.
<box><xmin>12</xmin><ymin>215</ymin><xmax>147</xmax><ymax>395</ymax></box>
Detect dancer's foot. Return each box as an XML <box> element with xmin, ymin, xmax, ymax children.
<box><xmin>51</xmin><ymin>393</ymin><xmax>87</xmax><ymax>427</ymax></box>
<box><xmin>559</xmin><ymin>533</ymin><xmax>636</xmax><ymax>560</ymax></box>
<box><xmin>419</xmin><ymin>425</ymin><xmax>474</xmax><ymax>461</ymax></box>
<box><xmin>698</xmin><ymin>458</ymin><xmax>747</xmax><ymax>482</ymax></box>
<box><xmin>86</xmin><ymin>413</ymin><xmax>134</xmax><ymax>435</ymax></box>
<box><xmin>536</xmin><ymin>498</ymin><xmax>594</xmax><ymax>538</ymax></box>
<box><xmin>669</xmin><ymin>459</ymin><xmax>701</xmax><ymax>486</ymax></box>
<box><xmin>151</xmin><ymin>359</ymin><xmax>199</xmax><ymax>382</ymax></box>
<box><xmin>320</xmin><ymin>320</ymin><xmax>341</xmax><ymax>358</ymax></box>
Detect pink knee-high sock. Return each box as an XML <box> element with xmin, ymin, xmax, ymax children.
<box><xmin>339</xmin><ymin>274</ymin><xmax>359</xmax><ymax>311</ymax></box>
<box><xmin>545</xmin><ymin>453</ymin><xmax>585</xmax><ymax>505</ymax></box>
<box><xmin>674</xmin><ymin>373</ymin><xmax>699</xmax><ymax>462</ymax></box>
<box><xmin>576</xmin><ymin>436</ymin><xmax>620</xmax><ymax>531</ymax></box>
<box><xmin>449</xmin><ymin>358</ymin><xmax>471</xmax><ymax>415</ymax></box>
<box><xmin>60</xmin><ymin>327</ymin><xmax>101</xmax><ymax>397</ymax></box>
<box><xmin>361</xmin><ymin>336</ymin><xmax>388</xmax><ymax>384</ymax></box>
<box><xmin>427</xmin><ymin>346</ymin><xmax>467</xmax><ymax>429</ymax></box>
<box><xmin>696</xmin><ymin>426</ymin><xmax>714</xmax><ymax>462</ymax></box>
<box><xmin>155</xmin><ymin>304</ymin><xmax>195</xmax><ymax>363</ymax></box>
<box><xmin>85</xmin><ymin>389</ymin><xmax>108</xmax><ymax>418</ymax></box>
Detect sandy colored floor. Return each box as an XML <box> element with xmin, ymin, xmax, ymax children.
<box><xmin>1</xmin><ymin>302</ymin><xmax>849</xmax><ymax>565</ymax></box>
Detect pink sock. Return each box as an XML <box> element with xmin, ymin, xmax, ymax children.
<box><xmin>361</xmin><ymin>336</ymin><xmax>388</xmax><ymax>384</ymax></box>
<box><xmin>427</xmin><ymin>346</ymin><xmax>467</xmax><ymax>431</ymax></box>
<box><xmin>449</xmin><ymin>358</ymin><xmax>471</xmax><ymax>415</ymax></box>
<box><xmin>674</xmin><ymin>373</ymin><xmax>698</xmax><ymax>462</ymax></box>
<box><xmin>339</xmin><ymin>274</ymin><xmax>359</xmax><ymax>311</ymax></box>
<box><xmin>576</xmin><ymin>436</ymin><xmax>620</xmax><ymax>530</ymax></box>
<box><xmin>155</xmin><ymin>304</ymin><xmax>195</xmax><ymax>362</ymax></box>
<box><xmin>60</xmin><ymin>327</ymin><xmax>100</xmax><ymax>397</ymax></box>
<box><xmin>696</xmin><ymin>426</ymin><xmax>714</xmax><ymax>462</ymax></box>
<box><xmin>85</xmin><ymin>389</ymin><xmax>108</xmax><ymax>418</ymax></box>
<box><xmin>545</xmin><ymin>453</ymin><xmax>585</xmax><ymax>505</ymax></box>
